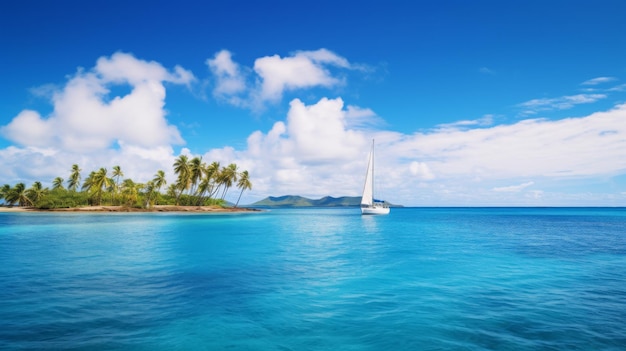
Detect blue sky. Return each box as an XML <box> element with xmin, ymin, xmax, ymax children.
<box><xmin>1</xmin><ymin>0</ymin><xmax>626</xmax><ymax>206</ymax></box>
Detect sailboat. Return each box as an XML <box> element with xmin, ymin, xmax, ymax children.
<box><xmin>361</xmin><ymin>140</ymin><xmax>390</xmax><ymax>215</ymax></box>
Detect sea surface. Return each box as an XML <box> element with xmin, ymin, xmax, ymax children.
<box><xmin>1</xmin><ymin>207</ymin><xmax>625</xmax><ymax>350</ymax></box>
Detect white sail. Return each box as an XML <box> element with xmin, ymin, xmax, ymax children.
<box><xmin>361</xmin><ymin>148</ymin><xmax>374</xmax><ymax>206</ymax></box>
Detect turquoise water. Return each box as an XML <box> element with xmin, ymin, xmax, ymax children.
<box><xmin>1</xmin><ymin>207</ymin><xmax>625</xmax><ymax>350</ymax></box>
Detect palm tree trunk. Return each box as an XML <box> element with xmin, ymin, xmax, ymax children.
<box><xmin>210</xmin><ymin>185</ymin><xmax>221</xmax><ymax>200</ymax></box>
<box><xmin>235</xmin><ymin>188</ymin><xmax>244</xmax><ymax>208</ymax></box>
<box><xmin>154</xmin><ymin>186</ymin><xmax>160</xmax><ymax>205</ymax></box>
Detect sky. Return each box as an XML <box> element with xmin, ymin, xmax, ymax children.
<box><xmin>1</xmin><ymin>0</ymin><xmax>626</xmax><ymax>206</ymax></box>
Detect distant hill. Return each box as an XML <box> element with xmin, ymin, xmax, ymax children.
<box><xmin>248</xmin><ymin>195</ymin><xmax>401</xmax><ymax>208</ymax></box>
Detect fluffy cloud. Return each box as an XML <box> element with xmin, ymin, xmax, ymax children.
<box><xmin>207</xmin><ymin>48</ymin><xmax>355</xmax><ymax>109</ymax></box>
<box><xmin>0</xmin><ymin>52</ymin><xmax>194</xmax><ymax>184</ymax></box>
<box><xmin>254</xmin><ymin>49</ymin><xmax>349</xmax><ymax>102</ymax></box>
<box><xmin>409</xmin><ymin>162</ymin><xmax>436</xmax><ymax>180</ymax></box>
<box><xmin>203</xmin><ymin>97</ymin><xmax>373</xmax><ymax>197</ymax></box>
<box><xmin>206</xmin><ymin>50</ymin><xmax>247</xmax><ymax>104</ymax></box>
<box><xmin>2</xmin><ymin>52</ymin><xmax>192</xmax><ymax>151</ymax></box>
<box><xmin>96</xmin><ymin>52</ymin><xmax>194</xmax><ymax>86</ymax></box>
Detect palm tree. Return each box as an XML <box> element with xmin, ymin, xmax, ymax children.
<box><xmin>67</xmin><ymin>164</ymin><xmax>82</xmax><ymax>191</ymax></box>
<box><xmin>195</xmin><ymin>177</ymin><xmax>211</xmax><ymax>205</ymax></box>
<box><xmin>105</xmin><ymin>181</ymin><xmax>116</xmax><ymax>205</ymax></box>
<box><xmin>213</xmin><ymin>168</ymin><xmax>226</xmax><ymax>200</ymax></box>
<box><xmin>234</xmin><ymin>170</ymin><xmax>252</xmax><ymax>207</ymax></box>
<box><xmin>173</xmin><ymin>155</ymin><xmax>190</xmax><ymax>205</ymax></box>
<box><xmin>188</xmin><ymin>156</ymin><xmax>204</xmax><ymax>201</ymax></box>
<box><xmin>52</xmin><ymin>177</ymin><xmax>65</xmax><ymax>190</ymax></box>
<box><xmin>142</xmin><ymin>180</ymin><xmax>155</xmax><ymax>208</ymax></box>
<box><xmin>219</xmin><ymin>163</ymin><xmax>238</xmax><ymax>200</ymax></box>
<box><xmin>26</xmin><ymin>181</ymin><xmax>47</xmax><ymax>206</ymax></box>
<box><xmin>1</xmin><ymin>184</ymin><xmax>11</xmax><ymax>204</ymax></box>
<box><xmin>3</xmin><ymin>185</ymin><xmax>15</xmax><ymax>206</ymax></box>
<box><xmin>203</xmin><ymin>161</ymin><xmax>221</xmax><ymax>200</ymax></box>
<box><xmin>151</xmin><ymin>170</ymin><xmax>167</xmax><ymax>205</ymax></box>
<box><xmin>5</xmin><ymin>183</ymin><xmax>32</xmax><ymax>207</ymax></box>
<box><xmin>120</xmin><ymin>178</ymin><xmax>140</xmax><ymax>207</ymax></box>
<box><xmin>166</xmin><ymin>183</ymin><xmax>178</xmax><ymax>199</ymax></box>
<box><xmin>82</xmin><ymin>171</ymin><xmax>95</xmax><ymax>191</ymax></box>
<box><xmin>85</xmin><ymin>168</ymin><xmax>111</xmax><ymax>205</ymax></box>
<box><xmin>112</xmin><ymin>165</ymin><xmax>124</xmax><ymax>204</ymax></box>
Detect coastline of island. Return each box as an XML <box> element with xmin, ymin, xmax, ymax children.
<box><xmin>0</xmin><ymin>205</ymin><xmax>261</xmax><ymax>213</ymax></box>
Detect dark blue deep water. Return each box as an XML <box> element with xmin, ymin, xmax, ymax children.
<box><xmin>1</xmin><ymin>207</ymin><xmax>625</xmax><ymax>350</ymax></box>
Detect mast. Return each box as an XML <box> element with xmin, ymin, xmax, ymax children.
<box><xmin>371</xmin><ymin>139</ymin><xmax>375</xmax><ymax>202</ymax></box>
<box><xmin>361</xmin><ymin>140</ymin><xmax>374</xmax><ymax>206</ymax></box>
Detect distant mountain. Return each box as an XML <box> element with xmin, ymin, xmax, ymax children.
<box><xmin>248</xmin><ymin>195</ymin><xmax>401</xmax><ymax>208</ymax></box>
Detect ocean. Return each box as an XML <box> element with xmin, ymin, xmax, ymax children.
<box><xmin>1</xmin><ymin>207</ymin><xmax>625</xmax><ymax>350</ymax></box>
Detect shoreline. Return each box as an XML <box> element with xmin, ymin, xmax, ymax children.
<box><xmin>0</xmin><ymin>205</ymin><xmax>261</xmax><ymax>213</ymax></box>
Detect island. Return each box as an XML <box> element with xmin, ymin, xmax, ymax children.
<box><xmin>249</xmin><ymin>195</ymin><xmax>401</xmax><ymax>208</ymax></box>
<box><xmin>0</xmin><ymin>158</ymin><xmax>253</xmax><ymax>212</ymax></box>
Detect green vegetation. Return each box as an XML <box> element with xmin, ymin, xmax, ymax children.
<box><xmin>0</xmin><ymin>157</ymin><xmax>252</xmax><ymax>210</ymax></box>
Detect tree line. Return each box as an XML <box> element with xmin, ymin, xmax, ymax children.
<box><xmin>0</xmin><ymin>155</ymin><xmax>252</xmax><ymax>209</ymax></box>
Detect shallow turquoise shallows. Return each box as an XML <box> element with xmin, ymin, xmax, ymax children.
<box><xmin>1</xmin><ymin>208</ymin><xmax>625</xmax><ymax>350</ymax></box>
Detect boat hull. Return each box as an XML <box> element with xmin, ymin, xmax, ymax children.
<box><xmin>361</xmin><ymin>206</ymin><xmax>390</xmax><ymax>215</ymax></box>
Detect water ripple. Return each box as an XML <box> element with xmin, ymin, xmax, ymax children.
<box><xmin>1</xmin><ymin>208</ymin><xmax>626</xmax><ymax>350</ymax></box>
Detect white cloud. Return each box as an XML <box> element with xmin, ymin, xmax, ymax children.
<box><xmin>436</xmin><ymin>114</ymin><xmax>494</xmax><ymax>130</ymax></box>
<box><xmin>206</xmin><ymin>48</ymin><xmax>356</xmax><ymax>109</ymax></box>
<box><xmin>409</xmin><ymin>104</ymin><xmax>626</xmax><ymax>179</ymax></box>
<box><xmin>1</xmin><ymin>52</ymin><xmax>190</xmax><ymax>152</ymax></box>
<box><xmin>0</xmin><ymin>144</ymin><xmax>180</xmax><ymax>189</ymax></box>
<box><xmin>518</xmin><ymin>94</ymin><xmax>606</xmax><ymax>115</ymax></box>
<box><xmin>296</xmin><ymin>49</ymin><xmax>351</xmax><ymax>68</ymax></box>
<box><xmin>0</xmin><ymin>52</ymin><xmax>193</xmax><ymax>185</ymax></box>
<box><xmin>608</xmin><ymin>83</ymin><xmax>626</xmax><ymax>92</ymax></box>
<box><xmin>343</xmin><ymin>105</ymin><xmax>385</xmax><ymax>129</ymax></box>
<box><xmin>410</xmin><ymin>162</ymin><xmax>436</xmax><ymax>180</ymax></box>
<box><xmin>1</xmin><ymin>110</ymin><xmax>51</xmax><ymax>147</ymax></box>
<box><xmin>206</xmin><ymin>50</ymin><xmax>247</xmax><ymax>101</ymax></box>
<box><xmin>96</xmin><ymin>52</ymin><xmax>194</xmax><ymax>86</ymax></box>
<box><xmin>479</xmin><ymin>67</ymin><xmax>495</xmax><ymax>75</ymax></box>
<box><xmin>285</xmin><ymin>98</ymin><xmax>365</xmax><ymax>163</ymax></box>
<box><xmin>581</xmin><ymin>76</ymin><xmax>617</xmax><ymax>86</ymax></box>
<box><xmin>493</xmin><ymin>181</ymin><xmax>534</xmax><ymax>192</ymax></box>
<box><xmin>203</xmin><ymin>97</ymin><xmax>376</xmax><ymax>198</ymax></box>
<box><xmin>253</xmin><ymin>49</ymin><xmax>349</xmax><ymax>102</ymax></box>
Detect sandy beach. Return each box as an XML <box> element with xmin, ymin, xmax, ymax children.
<box><xmin>0</xmin><ymin>206</ymin><xmax>34</xmax><ymax>212</ymax></box>
<box><xmin>0</xmin><ymin>205</ymin><xmax>260</xmax><ymax>213</ymax></box>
